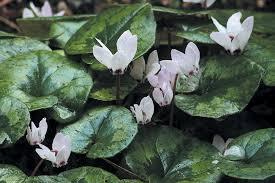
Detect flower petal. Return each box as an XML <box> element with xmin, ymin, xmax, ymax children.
<box><xmin>211</xmin><ymin>17</ymin><xmax>226</xmax><ymax>33</ymax></box>
<box><xmin>153</xmin><ymin>88</ymin><xmax>165</xmax><ymax>107</ymax></box>
<box><xmin>52</xmin><ymin>133</ymin><xmax>70</xmax><ymax>152</ymax></box>
<box><xmin>140</xmin><ymin>96</ymin><xmax>154</xmax><ymax>123</ymax></box>
<box><xmin>212</xmin><ymin>134</ymin><xmax>226</xmax><ymax>153</ymax></box>
<box><xmin>226</xmin><ymin>12</ymin><xmax>243</xmax><ymax>37</ymax></box>
<box><xmin>41</xmin><ymin>1</ymin><xmax>53</xmax><ymax>17</ymax></box>
<box><xmin>93</xmin><ymin>39</ymin><xmax>113</xmax><ymax>69</ymax></box>
<box><xmin>117</xmin><ymin>30</ymin><xmax>138</xmax><ymax>62</ymax></box>
<box><xmin>36</xmin><ymin>144</ymin><xmax>56</xmax><ymax>163</ymax></box>
<box><xmin>206</xmin><ymin>0</ymin><xmax>216</xmax><ymax>7</ymax></box>
<box><xmin>130</xmin><ymin>57</ymin><xmax>145</xmax><ymax>81</ymax></box>
<box><xmin>39</xmin><ymin>118</ymin><xmax>48</xmax><ymax>142</ymax></box>
<box><xmin>210</xmin><ymin>32</ymin><xmax>232</xmax><ymax>52</ymax></box>
<box><xmin>22</xmin><ymin>8</ymin><xmax>34</xmax><ymax>18</ymax></box>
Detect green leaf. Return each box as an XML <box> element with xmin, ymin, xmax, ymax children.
<box><xmin>152</xmin><ymin>6</ymin><xmax>207</xmax><ymax>16</ymax></box>
<box><xmin>124</xmin><ymin>126</ymin><xmax>221</xmax><ymax>183</ymax></box>
<box><xmin>176</xmin><ymin>23</ymin><xmax>215</xmax><ymax>44</ymax></box>
<box><xmin>0</xmin><ymin>51</ymin><xmax>93</xmax><ymax>123</ymax></box>
<box><xmin>65</xmin><ymin>3</ymin><xmax>156</xmax><ymax>58</ymax></box>
<box><xmin>17</xmin><ymin>15</ymin><xmax>94</xmax><ymax>40</ymax></box>
<box><xmin>219</xmin><ymin>128</ymin><xmax>275</xmax><ymax>180</ymax></box>
<box><xmin>244</xmin><ymin>38</ymin><xmax>275</xmax><ymax>86</ymax></box>
<box><xmin>0</xmin><ymin>31</ymin><xmax>22</xmax><ymax>38</ymax></box>
<box><xmin>0</xmin><ymin>165</ymin><xmax>27</xmax><ymax>182</ymax></box>
<box><xmin>90</xmin><ymin>73</ymin><xmax>138</xmax><ymax>101</ymax></box>
<box><xmin>0</xmin><ymin>97</ymin><xmax>30</xmax><ymax>147</ymax></box>
<box><xmin>0</xmin><ymin>165</ymin><xmax>140</xmax><ymax>182</ymax></box>
<box><xmin>0</xmin><ymin>38</ymin><xmax>51</xmax><ymax>63</ymax></box>
<box><xmin>175</xmin><ymin>55</ymin><xmax>263</xmax><ymax>118</ymax></box>
<box><xmin>61</xmin><ymin>106</ymin><xmax>137</xmax><ymax>159</ymax></box>
<box><xmin>49</xmin><ymin>19</ymin><xmax>93</xmax><ymax>49</ymax></box>
<box><xmin>59</xmin><ymin>166</ymin><xmax>141</xmax><ymax>183</ymax></box>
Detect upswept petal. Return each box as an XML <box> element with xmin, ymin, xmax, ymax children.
<box><xmin>185</xmin><ymin>42</ymin><xmax>200</xmax><ymax>66</ymax></box>
<box><xmin>211</xmin><ymin>17</ymin><xmax>226</xmax><ymax>33</ymax></box>
<box><xmin>171</xmin><ymin>49</ymin><xmax>185</xmax><ymax>65</ymax></box>
<box><xmin>147</xmin><ymin>75</ymin><xmax>159</xmax><ymax>87</ymax></box>
<box><xmin>160</xmin><ymin>60</ymin><xmax>178</xmax><ymax>74</ymax></box>
<box><xmin>117</xmin><ymin>30</ymin><xmax>138</xmax><ymax>62</ymax></box>
<box><xmin>23</xmin><ymin>8</ymin><xmax>34</xmax><ymax>18</ymax></box>
<box><xmin>226</xmin><ymin>12</ymin><xmax>243</xmax><ymax>37</ymax></box>
<box><xmin>92</xmin><ymin>43</ymin><xmax>113</xmax><ymax>69</ymax></box>
<box><xmin>54</xmin><ymin>10</ymin><xmax>65</xmax><ymax>17</ymax></box>
<box><xmin>41</xmin><ymin>1</ymin><xmax>53</xmax><ymax>17</ymax></box>
<box><xmin>146</xmin><ymin>63</ymin><xmax>160</xmax><ymax>79</ymax></box>
<box><xmin>52</xmin><ymin>133</ymin><xmax>70</xmax><ymax>152</ymax></box>
<box><xmin>36</xmin><ymin>144</ymin><xmax>56</xmax><ymax>163</ymax></box>
<box><xmin>146</xmin><ymin>50</ymin><xmax>160</xmax><ymax>77</ymax></box>
<box><xmin>130</xmin><ymin>104</ymin><xmax>143</xmax><ymax>123</ymax></box>
<box><xmin>153</xmin><ymin>88</ymin><xmax>165</xmax><ymax>106</ymax></box>
<box><xmin>234</xmin><ymin>16</ymin><xmax>254</xmax><ymax>51</ymax></box>
<box><xmin>130</xmin><ymin>57</ymin><xmax>145</xmax><ymax>81</ymax></box>
<box><xmin>210</xmin><ymin>32</ymin><xmax>232</xmax><ymax>51</ymax></box>
<box><xmin>39</xmin><ymin>118</ymin><xmax>48</xmax><ymax>141</ymax></box>
<box><xmin>206</xmin><ymin>0</ymin><xmax>216</xmax><ymax>7</ymax></box>
<box><xmin>212</xmin><ymin>135</ymin><xmax>226</xmax><ymax>153</ymax></box>
<box><xmin>30</xmin><ymin>2</ymin><xmax>41</xmax><ymax>16</ymax></box>
<box><xmin>140</xmin><ymin>96</ymin><xmax>154</xmax><ymax>122</ymax></box>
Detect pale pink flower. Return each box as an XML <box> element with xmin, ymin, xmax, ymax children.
<box><xmin>26</xmin><ymin>118</ymin><xmax>47</xmax><ymax>146</ymax></box>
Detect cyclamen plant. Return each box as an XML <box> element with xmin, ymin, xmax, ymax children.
<box><xmin>23</xmin><ymin>1</ymin><xmax>65</xmax><ymax>18</ymax></box>
<box><xmin>1</xmin><ymin>1</ymin><xmax>275</xmax><ymax>182</ymax></box>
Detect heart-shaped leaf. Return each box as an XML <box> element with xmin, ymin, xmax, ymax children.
<box><xmin>0</xmin><ymin>97</ymin><xmax>30</xmax><ymax>147</ymax></box>
<box><xmin>124</xmin><ymin>126</ymin><xmax>221</xmax><ymax>183</ymax></box>
<box><xmin>219</xmin><ymin>128</ymin><xmax>275</xmax><ymax>180</ymax></box>
<box><xmin>17</xmin><ymin>15</ymin><xmax>94</xmax><ymax>40</ymax></box>
<box><xmin>90</xmin><ymin>73</ymin><xmax>138</xmax><ymax>101</ymax></box>
<box><xmin>65</xmin><ymin>3</ymin><xmax>156</xmax><ymax>58</ymax></box>
<box><xmin>175</xmin><ymin>55</ymin><xmax>263</xmax><ymax>118</ymax></box>
<box><xmin>61</xmin><ymin>106</ymin><xmax>137</xmax><ymax>158</ymax></box>
<box><xmin>0</xmin><ymin>165</ymin><xmax>140</xmax><ymax>182</ymax></box>
<box><xmin>0</xmin><ymin>50</ymin><xmax>93</xmax><ymax>123</ymax></box>
<box><xmin>0</xmin><ymin>38</ymin><xmax>50</xmax><ymax>63</ymax></box>
<box><xmin>59</xmin><ymin>166</ymin><xmax>141</xmax><ymax>183</ymax></box>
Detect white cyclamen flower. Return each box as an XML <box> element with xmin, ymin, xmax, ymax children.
<box><xmin>153</xmin><ymin>82</ymin><xmax>174</xmax><ymax>107</ymax></box>
<box><xmin>130</xmin><ymin>96</ymin><xmax>154</xmax><ymax>125</ymax></box>
<box><xmin>93</xmin><ymin>30</ymin><xmax>138</xmax><ymax>75</ymax></box>
<box><xmin>182</xmin><ymin>0</ymin><xmax>216</xmax><ymax>8</ymax></box>
<box><xmin>212</xmin><ymin>134</ymin><xmax>233</xmax><ymax>154</ymax></box>
<box><xmin>210</xmin><ymin>12</ymin><xmax>254</xmax><ymax>55</ymax></box>
<box><xmin>130</xmin><ymin>50</ymin><xmax>161</xmax><ymax>82</ymax></box>
<box><xmin>26</xmin><ymin>118</ymin><xmax>48</xmax><ymax>146</ymax></box>
<box><xmin>162</xmin><ymin>42</ymin><xmax>200</xmax><ymax>77</ymax></box>
<box><xmin>36</xmin><ymin>133</ymin><xmax>71</xmax><ymax>168</ymax></box>
<box><xmin>23</xmin><ymin>1</ymin><xmax>65</xmax><ymax>18</ymax></box>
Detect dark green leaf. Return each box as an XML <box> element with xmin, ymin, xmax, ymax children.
<box><xmin>219</xmin><ymin>128</ymin><xmax>275</xmax><ymax>180</ymax></box>
<box><xmin>0</xmin><ymin>38</ymin><xmax>50</xmax><ymax>63</ymax></box>
<box><xmin>124</xmin><ymin>126</ymin><xmax>221</xmax><ymax>183</ymax></box>
<box><xmin>0</xmin><ymin>97</ymin><xmax>30</xmax><ymax>147</ymax></box>
<box><xmin>65</xmin><ymin>3</ymin><xmax>156</xmax><ymax>58</ymax></box>
<box><xmin>175</xmin><ymin>55</ymin><xmax>263</xmax><ymax>118</ymax></box>
<box><xmin>0</xmin><ymin>51</ymin><xmax>93</xmax><ymax>123</ymax></box>
<box><xmin>61</xmin><ymin>106</ymin><xmax>137</xmax><ymax>158</ymax></box>
<box><xmin>17</xmin><ymin>15</ymin><xmax>94</xmax><ymax>40</ymax></box>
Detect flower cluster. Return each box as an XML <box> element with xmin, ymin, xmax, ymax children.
<box><xmin>23</xmin><ymin>1</ymin><xmax>65</xmax><ymax>18</ymax></box>
<box><xmin>26</xmin><ymin>118</ymin><xmax>71</xmax><ymax>168</ymax></box>
<box><xmin>182</xmin><ymin>0</ymin><xmax>217</xmax><ymax>8</ymax></box>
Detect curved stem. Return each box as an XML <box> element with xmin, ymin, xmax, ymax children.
<box><xmin>102</xmin><ymin>158</ymin><xmax>146</xmax><ymax>182</ymax></box>
<box><xmin>116</xmin><ymin>74</ymin><xmax>121</xmax><ymax>105</ymax></box>
<box><xmin>169</xmin><ymin>75</ymin><xmax>178</xmax><ymax>126</ymax></box>
<box><xmin>31</xmin><ymin>159</ymin><xmax>44</xmax><ymax>176</ymax></box>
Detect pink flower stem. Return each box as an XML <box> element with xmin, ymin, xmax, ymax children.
<box><xmin>169</xmin><ymin>74</ymin><xmax>178</xmax><ymax>126</ymax></box>
<box><xmin>31</xmin><ymin>159</ymin><xmax>44</xmax><ymax>176</ymax></box>
<box><xmin>116</xmin><ymin>74</ymin><xmax>121</xmax><ymax>105</ymax></box>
